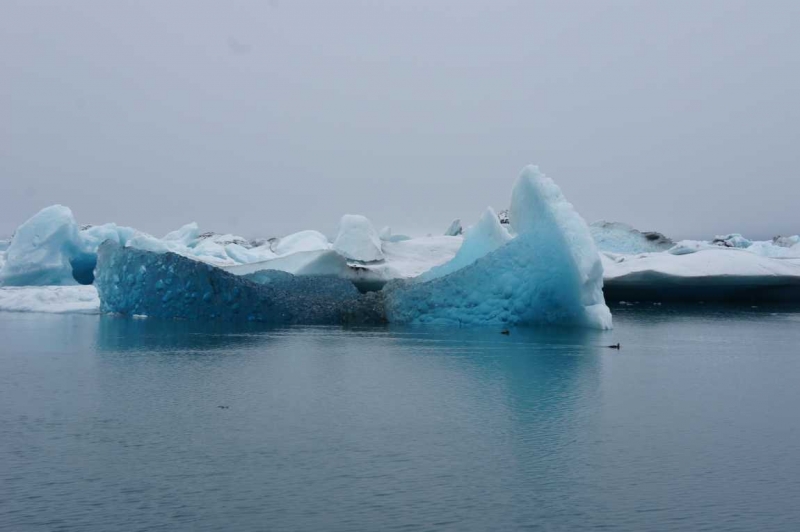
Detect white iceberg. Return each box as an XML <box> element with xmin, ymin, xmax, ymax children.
<box><xmin>384</xmin><ymin>166</ymin><xmax>612</xmax><ymax>329</ymax></box>
<box><xmin>332</xmin><ymin>214</ymin><xmax>384</xmax><ymax>262</ymax></box>
<box><xmin>590</xmin><ymin>221</ymin><xmax>673</xmax><ymax>254</ymax></box>
<box><xmin>602</xmin><ymin>248</ymin><xmax>800</xmax><ymax>302</ymax></box>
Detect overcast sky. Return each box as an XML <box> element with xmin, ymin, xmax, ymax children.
<box><xmin>2</xmin><ymin>0</ymin><xmax>798</xmax><ymax>240</ymax></box>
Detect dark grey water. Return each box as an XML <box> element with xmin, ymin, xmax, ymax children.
<box><xmin>2</xmin><ymin>306</ymin><xmax>800</xmax><ymax>531</ymax></box>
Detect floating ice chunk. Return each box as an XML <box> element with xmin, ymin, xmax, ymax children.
<box><xmin>384</xmin><ymin>166</ymin><xmax>612</xmax><ymax>329</ymax></box>
<box><xmin>0</xmin><ymin>205</ymin><xmax>87</xmax><ymax>286</ymax></box>
<box><xmin>332</xmin><ymin>214</ymin><xmax>384</xmax><ymax>262</ymax></box>
<box><xmin>590</xmin><ymin>221</ymin><xmax>673</xmax><ymax>254</ymax></box>
<box><xmin>444</xmin><ymin>219</ymin><xmax>463</xmax><ymax>236</ymax></box>
<box><xmin>419</xmin><ymin>207</ymin><xmax>511</xmax><ymax>282</ymax></box>
<box><xmin>163</xmin><ymin>222</ymin><xmax>200</xmax><ymax>245</ymax></box>
<box><xmin>0</xmin><ymin>285</ymin><xmax>100</xmax><ymax>314</ymax></box>
<box><xmin>94</xmin><ymin>241</ymin><xmax>385</xmax><ymax>324</ymax></box>
<box><xmin>602</xmin><ymin>248</ymin><xmax>800</xmax><ymax>302</ymax></box>
<box><xmin>274</xmin><ymin>230</ymin><xmax>330</xmax><ymax>256</ymax></box>
<box><xmin>712</xmin><ymin>233</ymin><xmax>752</xmax><ymax>249</ymax></box>
<box><xmin>773</xmin><ymin>235</ymin><xmax>800</xmax><ymax>248</ymax></box>
<box><xmin>748</xmin><ymin>239</ymin><xmax>800</xmax><ymax>259</ymax></box>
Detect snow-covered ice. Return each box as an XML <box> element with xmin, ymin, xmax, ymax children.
<box><xmin>0</xmin><ymin>285</ymin><xmax>99</xmax><ymax>314</ymax></box>
<box><xmin>273</xmin><ymin>230</ymin><xmax>330</xmax><ymax>256</ymax></box>
<box><xmin>332</xmin><ymin>215</ymin><xmax>384</xmax><ymax>263</ymax></box>
<box><xmin>226</xmin><ymin>236</ymin><xmax>462</xmax><ymax>292</ymax></box>
<box><xmin>590</xmin><ymin>221</ymin><xmax>673</xmax><ymax>254</ymax></box>
<box><xmin>602</xmin><ymin>249</ymin><xmax>800</xmax><ymax>302</ymax></box>
<box><xmin>384</xmin><ymin>166</ymin><xmax>612</xmax><ymax>329</ymax></box>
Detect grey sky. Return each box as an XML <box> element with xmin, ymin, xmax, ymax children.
<box><xmin>2</xmin><ymin>0</ymin><xmax>798</xmax><ymax>240</ymax></box>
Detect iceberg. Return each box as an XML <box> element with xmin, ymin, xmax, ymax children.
<box><xmin>712</xmin><ymin>233</ymin><xmax>752</xmax><ymax>249</ymax></box>
<box><xmin>418</xmin><ymin>207</ymin><xmax>511</xmax><ymax>282</ymax></box>
<box><xmin>602</xmin><ymin>248</ymin><xmax>800</xmax><ymax>302</ymax></box>
<box><xmin>590</xmin><ymin>221</ymin><xmax>674</xmax><ymax>254</ymax></box>
<box><xmin>384</xmin><ymin>166</ymin><xmax>612</xmax><ymax>329</ymax></box>
<box><xmin>0</xmin><ymin>205</ymin><xmax>91</xmax><ymax>286</ymax></box>
<box><xmin>332</xmin><ymin>214</ymin><xmax>384</xmax><ymax>262</ymax></box>
<box><xmin>444</xmin><ymin>219</ymin><xmax>463</xmax><ymax>237</ymax></box>
<box><xmin>94</xmin><ymin>241</ymin><xmax>386</xmax><ymax>324</ymax></box>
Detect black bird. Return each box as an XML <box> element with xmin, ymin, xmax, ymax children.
<box><xmin>217</xmin><ymin>405</ymin><xmax>230</xmax><ymax>409</ymax></box>
<box><xmin>607</xmin><ymin>343</ymin><xmax>620</xmax><ymax>349</ymax></box>
<box><xmin>501</xmin><ymin>329</ymin><xmax>510</xmax><ymax>335</ymax></box>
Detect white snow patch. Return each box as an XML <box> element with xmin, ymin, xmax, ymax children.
<box><xmin>0</xmin><ymin>286</ymin><xmax>100</xmax><ymax>314</ymax></box>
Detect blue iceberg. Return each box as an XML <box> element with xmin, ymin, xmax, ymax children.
<box><xmin>94</xmin><ymin>241</ymin><xmax>386</xmax><ymax>324</ymax></box>
<box><xmin>384</xmin><ymin>166</ymin><xmax>612</xmax><ymax>329</ymax></box>
<box><xmin>0</xmin><ymin>205</ymin><xmax>96</xmax><ymax>286</ymax></box>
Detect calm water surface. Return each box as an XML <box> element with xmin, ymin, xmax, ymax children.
<box><xmin>2</xmin><ymin>306</ymin><xmax>800</xmax><ymax>531</ymax></box>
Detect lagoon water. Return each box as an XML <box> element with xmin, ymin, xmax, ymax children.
<box><xmin>2</xmin><ymin>306</ymin><xmax>800</xmax><ymax>531</ymax></box>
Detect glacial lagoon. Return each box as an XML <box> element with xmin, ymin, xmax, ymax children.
<box><xmin>2</xmin><ymin>305</ymin><xmax>799</xmax><ymax>531</ymax></box>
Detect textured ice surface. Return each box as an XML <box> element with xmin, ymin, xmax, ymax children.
<box><xmin>163</xmin><ymin>222</ymin><xmax>201</xmax><ymax>245</ymax></box>
<box><xmin>419</xmin><ymin>208</ymin><xmax>511</xmax><ymax>282</ymax></box>
<box><xmin>95</xmin><ymin>241</ymin><xmax>385</xmax><ymax>324</ymax></box>
<box><xmin>385</xmin><ymin>166</ymin><xmax>612</xmax><ymax>329</ymax></box>
<box><xmin>0</xmin><ymin>205</ymin><xmax>87</xmax><ymax>286</ymax></box>
<box><xmin>444</xmin><ymin>219</ymin><xmax>463</xmax><ymax>237</ymax></box>
<box><xmin>712</xmin><ymin>233</ymin><xmax>752</xmax><ymax>249</ymax></box>
<box><xmin>0</xmin><ymin>285</ymin><xmax>100</xmax><ymax>314</ymax></box>
<box><xmin>226</xmin><ymin>236</ymin><xmax>462</xmax><ymax>291</ymax></box>
<box><xmin>602</xmin><ymin>249</ymin><xmax>800</xmax><ymax>302</ymax></box>
<box><xmin>274</xmin><ymin>230</ymin><xmax>330</xmax><ymax>256</ymax></box>
<box><xmin>590</xmin><ymin>221</ymin><xmax>674</xmax><ymax>254</ymax></box>
<box><xmin>333</xmin><ymin>215</ymin><xmax>384</xmax><ymax>262</ymax></box>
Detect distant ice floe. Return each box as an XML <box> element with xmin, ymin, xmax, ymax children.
<box><xmin>589</xmin><ymin>221</ymin><xmax>673</xmax><ymax>254</ymax></box>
